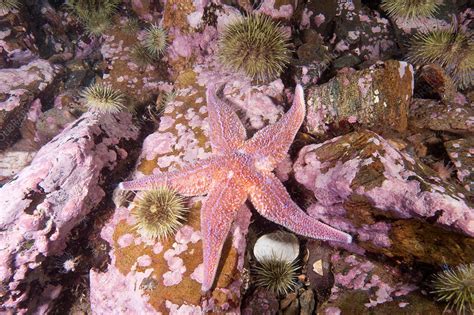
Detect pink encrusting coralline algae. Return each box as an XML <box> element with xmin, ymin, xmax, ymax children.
<box><xmin>0</xmin><ymin>112</ymin><xmax>139</xmax><ymax>313</ymax></box>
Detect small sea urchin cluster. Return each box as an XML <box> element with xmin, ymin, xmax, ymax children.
<box><xmin>0</xmin><ymin>0</ymin><xmax>20</xmax><ymax>11</ymax></box>
<box><xmin>431</xmin><ymin>264</ymin><xmax>473</xmax><ymax>314</ymax></box>
<box><xmin>132</xmin><ymin>187</ymin><xmax>188</xmax><ymax>240</ymax></box>
<box><xmin>380</xmin><ymin>0</ymin><xmax>440</xmax><ymax>19</ymax></box>
<box><xmin>81</xmin><ymin>83</ymin><xmax>125</xmax><ymax>114</ymax></box>
<box><xmin>408</xmin><ymin>28</ymin><xmax>473</xmax><ymax>89</ymax></box>
<box><xmin>218</xmin><ymin>14</ymin><xmax>291</xmax><ymax>83</ymax></box>
<box><xmin>66</xmin><ymin>0</ymin><xmax>121</xmax><ymax>35</ymax></box>
<box><xmin>253</xmin><ymin>255</ymin><xmax>299</xmax><ymax>295</ymax></box>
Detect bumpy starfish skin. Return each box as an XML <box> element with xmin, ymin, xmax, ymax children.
<box><xmin>119</xmin><ymin>84</ymin><xmax>352</xmax><ymax>291</ymax></box>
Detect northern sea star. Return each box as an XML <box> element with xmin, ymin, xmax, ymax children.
<box><xmin>119</xmin><ymin>83</ymin><xmax>352</xmax><ymax>291</ymax></box>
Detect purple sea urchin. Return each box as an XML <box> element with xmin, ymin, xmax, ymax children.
<box><xmin>81</xmin><ymin>83</ymin><xmax>125</xmax><ymax>114</ymax></box>
<box><xmin>380</xmin><ymin>0</ymin><xmax>440</xmax><ymax>19</ymax></box>
<box><xmin>132</xmin><ymin>187</ymin><xmax>188</xmax><ymax>240</ymax></box>
<box><xmin>431</xmin><ymin>264</ymin><xmax>474</xmax><ymax>314</ymax></box>
<box><xmin>408</xmin><ymin>28</ymin><xmax>473</xmax><ymax>89</ymax></box>
<box><xmin>253</xmin><ymin>256</ymin><xmax>299</xmax><ymax>295</ymax></box>
<box><xmin>218</xmin><ymin>14</ymin><xmax>290</xmax><ymax>83</ymax></box>
<box><xmin>143</xmin><ymin>24</ymin><xmax>167</xmax><ymax>58</ymax></box>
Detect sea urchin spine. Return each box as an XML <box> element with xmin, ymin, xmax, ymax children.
<box><xmin>431</xmin><ymin>263</ymin><xmax>474</xmax><ymax>314</ymax></box>
<box><xmin>81</xmin><ymin>83</ymin><xmax>126</xmax><ymax>114</ymax></box>
<box><xmin>380</xmin><ymin>0</ymin><xmax>440</xmax><ymax>19</ymax></box>
<box><xmin>143</xmin><ymin>24</ymin><xmax>167</xmax><ymax>58</ymax></box>
<box><xmin>253</xmin><ymin>255</ymin><xmax>299</xmax><ymax>296</ymax></box>
<box><xmin>408</xmin><ymin>28</ymin><xmax>473</xmax><ymax>89</ymax></box>
<box><xmin>218</xmin><ymin>14</ymin><xmax>291</xmax><ymax>83</ymax></box>
<box><xmin>132</xmin><ymin>187</ymin><xmax>188</xmax><ymax>240</ymax></box>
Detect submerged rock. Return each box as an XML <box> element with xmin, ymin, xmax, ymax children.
<box><xmin>305</xmin><ymin>60</ymin><xmax>414</xmax><ymax>135</ymax></box>
<box><xmin>294</xmin><ymin>130</ymin><xmax>474</xmax><ymax>265</ymax></box>
<box><xmin>0</xmin><ymin>111</ymin><xmax>139</xmax><ymax>313</ymax></box>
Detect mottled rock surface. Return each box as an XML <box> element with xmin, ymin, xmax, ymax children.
<box><xmin>0</xmin><ymin>59</ymin><xmax>62</xmax><ymax>149</ymax></box>
<box><xmin>0</xmin><ymin>112</ymin><xmax>139</xmax><ymax>313</ymax></box>
<box><xmin>305</xmin><ymin>60</ymin><xmax>414</xmax><ymax>135</ymax></box>
<box><xmin>294</xmin><ymin>130</ymin><xmax>474</xmax><ymax>265</ymax></box>
<box><xmin>445</xmin><ymin>138</ymin><xmax>474</xmax><ymax>193</ymax></box>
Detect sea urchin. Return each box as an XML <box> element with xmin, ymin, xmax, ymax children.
<box><xmin>253</xmin><ymin>255</ymin><xmax>299</xmax><ymax>296</ymax></box>
<box><xmin>408</xmin><ymin>28</ymin><xmax>473</xmax><ymax>89</ymax></box>
<box><xmin>0</xmin><ymin>0</ymin><xmax>20</xmax><ymax>11</ymax></box>
<box><xmin>218</xmin><ymin>14</ymin><xmax>290</xmax><ymax>83</ymax></box>
<box><xmin>132</xmin><ymin>187</ymin><xmax>188</xmax><ymax>240</ymax></box>
<box><xmin>81</xmin><ymin>83</ymin><xmax>125</xmax><ymax>114</ymax></box>
<box><xmin>431</xmin><ymin>263</ymin><xmax>474</xmax><ymax>314</ymax></box>
<box><xmin>143</xmin><ymin>24</ymin><xmax>167</xmax><ymax>58</ymax></box>
<box><xmin>380</xmin><ymin>0</ymin><xmax>440</xmax><ymax>19</ymax></box>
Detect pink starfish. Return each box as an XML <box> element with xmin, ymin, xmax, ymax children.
<box><xmin>119</xmin><ymin>84</ymin><xmax>352</xmax><ymax>291</ymax></box>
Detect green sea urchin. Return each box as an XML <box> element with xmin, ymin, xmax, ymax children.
<box><xmin>253</xmin><ymin>256</ymin><xmax>299</xmax><ymax>295</ymax></box>
<box><xmin>66</xmin><ymin>0</ymin><xmax>120</xmax><ymax>35</ymax></box>
<box><xmin>0</xmin><ymin>0</ymin><xmax>20</xmax><ymax>11</ymax></box>
<box><xmin>130</xmin><ymin>43</ymin><xmax>155</xmax><ymax>67</ymax></box>
<box><xmin>218</xmin><ymin>14</ymin><xmax>291</xmax><ymax>83</ymax></box>
<box><xmin>431</xmin><ymin>264</ymin><xmax>474</xmax><ymax>314</ymax></box>
<box><xmin>380</xmin><ymin>0</ymin><xmax>440</xmax><ymax>19</ymax></box>
<box><xmin>408</xmin><ymin>28</ymin><xmax>473</xmax><ymax>89</ymax></box>
<box><xmin>132</xmin><ymin>187</ymin><xmax>188</xmax><ymax>240</ymax></box>
<box><xmin>143</xmin><ymin>24</ymin><xmax>167</xmax><ymax>58</ymax></box>
<box><xmin>81</xmin><ymin>83</ymin><xmax>125</xmax><ymax>114</ymax></box>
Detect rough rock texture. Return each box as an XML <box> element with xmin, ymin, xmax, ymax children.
<box><xmin>294</xmin><ymin>130</ymin><xmax>474</xmax><ymax>265</ymax></box>
<box><xmin>299</xmin><ymin>0</ymin><xmax>396</xmax><ymax>61</ymax></box>
<box><xmin>0</xmin><ymin>59</ymin><xmax>62</xmax><ymax>149</ymax></box>
<box><xmin>90</xmin><ymin>71</ymin><xmax>252</xmax><ymax>313</ymax></box>
<box><xmin>305</xmin><ymin>60</ymin><xmax>414</xmax><ymax>135</ymax></box>
<box><xmin>0</xmin><ymin>111</ymin><xmax>139</xmax><ymax>313</ymax></box>
<box><xmin>320</xmin><ymin>251</ymin><xmax>443</xmax><ymax>314</ymax></box>
<box><xmin>445</xmin><ymin>138</ymin><xmax>474</xmax><ymax>193</ymax></box>
<box><xmin>409</xmin><ymin>98</ymin><xmax>474</xmax><ymax>134</ymax></box>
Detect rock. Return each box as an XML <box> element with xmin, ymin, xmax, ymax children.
<box><xmin>0</xmin><ymin>59</ymin><xmax>62</xmax><ymax>149</ymax></box>
<box><xmin>445</xmin><ymin>138</ymin><xmax>474</xmax><ymax>193</ymax></box>
<box><xmin>90</xmin><ymin>70</ymin><xmax>252</xmax><ymax>313</ymax></box>
<box><xmin>255</xmin><ymin>0</ymin><xmax>295</xmax><ymax>20</ymax></box>
<box><xmin>321</xmin><ymin>251</ymin><xmax>443</xmax><ymax>313</ymax></box>
<box><xmin>333</xmin><ymin>54</ymin><xmax>361</xmax><ymax>70</ymax></box>
<box><xmin>332</xmin><ymin>3</ymin><xmax>396</xmax><ymax>61</ymax></box>
<box><xmin>241</xmin><ymin>288</ymin><xmax>279</xmax><ymax>315</ymax></box>
<box><xmin>409</xmin><ymin>98</ymin><xmax>474</xmax><ymax>134</ymax></box>
<box><xmin>0</xmin><ymin>149</ymin><xmax>36</xmax><ymax>184</ymax></box>
<box><xmin>300</xmin><ymin>289</ymin><xmax>316</xmax><ymax>315</ymax></box>
<box><xmin>282</xmin><ymin>292</ymin><xmax>299</xmax><ymax>315</ymax></box>
<box><xmin>305</xmin><ymin>60</ymin><xmax>414</xmax><ymax>135</ymax></box>
<box><xmin>35</xmin><ymin>107</ymin><xmax>80</xmax><ymax>145</ymax></box>
<box><xmin>293</xmin><ymin>130</ymin><xmax>474</xmax><ymax>265</ymax></box>
<box><xmin>0</xmin><ymin>111</ymin><xmax>139</xmax><ymax>313</ymax></box>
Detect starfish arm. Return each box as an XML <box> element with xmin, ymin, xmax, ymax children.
<box><xmin>242</xmin><ymin>84</ymin><xmax>306</xmax><ymax>166</ymax></box>
<box><xmin>118</xmin><ymin>157</ymin><xmax>222</xmax><ymax>196</ymax></box>
<box><xmin>249</xmin><ymin>173</ymin><xmax>352</xmax><ymax>243</ymax></box>
<box><xmin>201</xmin><ymin>177</ymin><xmax>248</xmax><ymax>292</ymax></box>
<box><xmin>206</xmin><ymin>83</ymin><xmax>247</xmax><ymax>153</ymax></box>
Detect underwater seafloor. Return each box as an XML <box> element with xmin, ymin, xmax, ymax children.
<box><xmin>0</xmin><ymin>0</ymin><xmax>473</xmax><ymax>314</ymax></box>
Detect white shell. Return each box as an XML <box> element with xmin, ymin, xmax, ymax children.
<box><xmin>253</xmin><ymin>231</ymin><xmax>299</xmax><ymax>263</ymax></box>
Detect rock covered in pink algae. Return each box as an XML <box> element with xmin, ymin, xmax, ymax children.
<box><xmin>305</xmin><ymin>60</ymin><xmax>414</xmax><ymax>135</ymax></box>
<box><xmin>320</xmin><ymin>251</ymin><xmax>444</xmax><ymax>313</ymax></box>
<box><xmin>0</xmin><ymin>59</ymin><xmax>62</xmax><ymax>149</ymax></box>
<box><xmin>294</xmin><ymin>130</ymin><xmax>474</xmax><ymax>265</ymax></box>
<box><xmin>0</xmin><ymin>111</ymin><xmax>139</xmax><ymax>314</ymax></box>
<box><xmin>90</xmin><ymin>70</ymin><xmax>252</xmax><ymax>314</ymax></box>
<box><xmin>444</xmin><ymin>138</ymin><xmax>474</xmax><ymax>193</ymax></box>
<box><xmin>409</xmin><ymin>98</ymin><xmax>474</xmax><ymax>134</ymax></box>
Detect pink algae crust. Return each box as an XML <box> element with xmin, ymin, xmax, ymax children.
<box><xmin>294</xmin><ymin>130</ymin><xmax>474</xmax><ymax>245</ymax></box>
<box><xmin>0</xmin><ymin>112</ymin><xmax>139</xmax><ymax>312</ymax></box>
